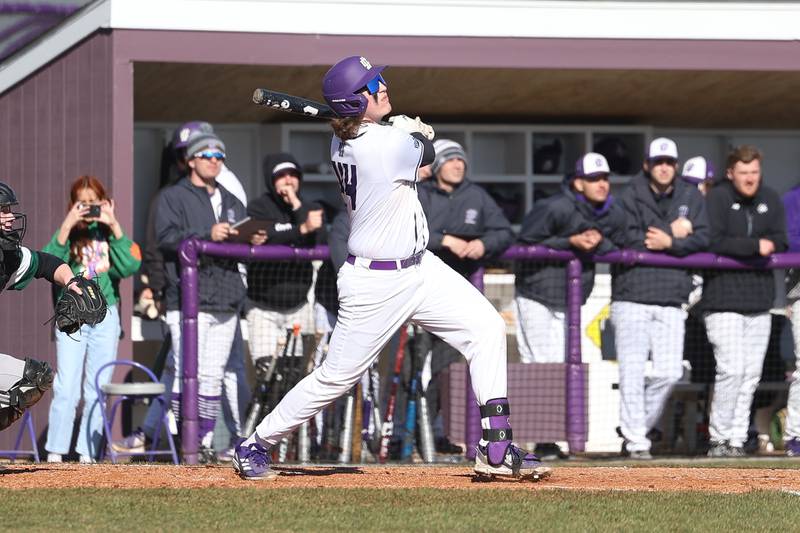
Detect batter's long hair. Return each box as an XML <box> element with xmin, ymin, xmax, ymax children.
<box><xmin>67</xmin><ymin>175</ymin><xmax>110</xmax><ymax>264</ymax></box>
<box><xmin>330</xmin><ymin>116</ymin><xmax>363</xmax><ymax>141</ymax></box>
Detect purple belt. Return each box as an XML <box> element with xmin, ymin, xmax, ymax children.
<box><xmin>346</xmin><ymin>250</ymin><xmax>425</xmax><ymax>270</ymax></box>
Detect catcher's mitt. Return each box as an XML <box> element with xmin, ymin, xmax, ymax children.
<box><xmin>55</xmin><ymin>276</ymin><xmax>108</xmax><ymax>334</ymax></box>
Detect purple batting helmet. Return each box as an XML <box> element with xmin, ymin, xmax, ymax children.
<box><xmin>172</xmin><ymin>121</ymin><xmax>214</xmax><ymax>150</ymax></box>
<box><xmin>322</xmin><ymin>56</ymin><xmax>386</xmax><ymax>117</ymax></box>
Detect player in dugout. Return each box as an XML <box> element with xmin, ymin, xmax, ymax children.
<box><xmin>514</xmin><ymin>152</ymin><xmax>626</xmax><ymax>459</ymax></box>
<box><xmin>611</xmin><ymin>137</ymin><xmax>710</xmax><ymax>460</ymax></box>
<box><xmin>699</xmin><ymin>145</ymin><xmax>787</xmax><ymax>457</ymax></box>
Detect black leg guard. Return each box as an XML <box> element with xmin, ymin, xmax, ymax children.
<box><xmin>7</xmin><ymin>358</ymin><xmax>53</xmax><ymax>410</ymax></box>
<box><xmin>0</xmin><ymin>406</ymin><xmax>23</xmax><ymax>431</ymax></box>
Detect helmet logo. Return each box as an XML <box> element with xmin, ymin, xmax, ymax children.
<box><xmin>359</xmin><ymin>57</ymin><xmax>372</xmax><ymax>70</ymax></box>
<box><xmin>179</xmin><ymin>128</ymin><xmax>191</xmax><ymax>143</ymax></box>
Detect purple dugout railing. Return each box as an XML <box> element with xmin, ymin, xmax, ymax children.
<box><xmin>178</xmin><ymin>237</ymin><xmax>800</xmax><ymax>463</ymax></box>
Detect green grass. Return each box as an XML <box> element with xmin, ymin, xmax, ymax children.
<box><xmin>4</xmin><ymin>488</ymin><xmax>800</xmax><ymax>532</ymax></box>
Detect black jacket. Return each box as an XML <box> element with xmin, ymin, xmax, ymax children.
<box><xmin>247</xmin><ymin>153</ymin><xmax>325</xmax><ymax>311</ymax></box>
<box><xmin>314</xmin><ymin>210</ymin><xmax>350</xmax><ymax>314</ymax></box>
<box><xmin>155</xmin><ymin>177</ymin><xmax>247</xmax><ymax>312</ymax></box>
<box><xmin>699</xmin><ymin>179</ymin><xmax>787</xmax><ymax>313</ymax></box>
<box><xmin>612</xmin><ymin>172</ymin><xmax>710</xmax><ymax>306</ymax></box>
<box><xmin>417</xmin><ymin>178</ymin><xmax>514</xmax><ymax>278</ymax></box>
<box><xmin>515</xmin><ymin>179</ymin><xmax>626</xmax><ymax>309</ymax></box>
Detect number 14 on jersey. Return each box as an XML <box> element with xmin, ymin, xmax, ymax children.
<box><xmin>333</xmin><ymin>161</ymin><xmax>357</xmax><ymax>210</ymax></box>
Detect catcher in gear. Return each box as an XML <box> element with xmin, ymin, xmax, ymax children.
<box><xmin>0</xmin><ymin>182</ymin><xmax>81</xmax><ymax>431</ymax></box>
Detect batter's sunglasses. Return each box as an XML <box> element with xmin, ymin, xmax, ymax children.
<box><xmin>363</xmin><ymin>74</ymin><xmax>387</xmax><ymax>95</ymax></box>
<box><xmin>195</xmin><ymin>150</ymin><xmax>226</xmax><ymax>161</ymax></box>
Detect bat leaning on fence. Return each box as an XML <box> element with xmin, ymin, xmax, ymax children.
<box><xmin>242</xmin><ymin>328</ymin><xmax>289</xmax><ymax>437</ymax></box>
<box><xmin>378</xmin><ymin>325</ymin><xmax>410</xmax><ymax>463</ymax></box>
<box><xmin>277</xmin><ymin>324</ymin><xmax>302</xmax><ymax>463</ymax></box>
<box><xmin>401</xmin><ymin>332</ymin><xmax>420</xmax><ymax>462</ymax></box>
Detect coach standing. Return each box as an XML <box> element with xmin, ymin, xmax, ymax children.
<box><xmin>700</xmin><ymin>145</ymin><xmax>787</xmax><ymax>458</ymax></box>
<box><xmin>612</xmin><ymin>137</ymin><xmax>709</xmax><ymax>459</ymax></box>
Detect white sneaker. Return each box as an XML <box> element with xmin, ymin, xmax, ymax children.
<box><xmin>47</xmin><ymin>453</ymin><xmax>63</xmax><ymax>463</ymax></box>
<box><xmin>109</xmin><ymin>428</ymin><xmax>147</xmax><ymax>454</ymax></box>
<box><xmin>79</xmin><ymin>454</ymin><xmax>96</xmax><ymax>464</ymax></box>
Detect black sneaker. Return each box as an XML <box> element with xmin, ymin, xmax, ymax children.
<box><xmin>533</xmin><ymin>442</ymin><xmax>569</xmax><ymax>460</ymax></box>
<box><xmin>435</xmin><ymin>437</ymin><xmax>463</xmax><ymax>455</ymax></box>
<box><xmin>199</xmin><ymin>445</ymin><xmax>218</xmax><ymax>465</ymax></box>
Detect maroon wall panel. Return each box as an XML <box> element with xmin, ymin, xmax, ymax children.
<box><xmin>0</xmin><ymin>31</ymin><xmax>128</xmax><ymax>454</ymax></box>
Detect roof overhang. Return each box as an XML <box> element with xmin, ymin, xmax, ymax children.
<box><xmin>3</xmin><ymin>0</ymin><xmax>800</xmax><ymax>95</ymax></box>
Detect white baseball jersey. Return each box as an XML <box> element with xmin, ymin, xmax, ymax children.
<box><xmin>330</xmin><ymin>123</ymin><xmax>428</xmax><ymax>260</ymax></box>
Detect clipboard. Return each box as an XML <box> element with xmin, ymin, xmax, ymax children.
<box><xmin>228</xmin><ymin>217</ymin><xmax>271</xmax><ymax>243</ymax></box>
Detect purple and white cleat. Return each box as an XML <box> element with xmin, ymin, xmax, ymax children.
<box><xmin>786</xmin><ymin>437</ymin><xmax>800</xmax><ymax>457</ymax></box>
<box><xmin>474</xmin><ymin>442</ymin><xmax>552</xmax><ymax>481</ymax></box>
<box><xmin>233</xmin><ymin>441</ymin><xmax>277</xmax><ymax>481</ymax></box>
<box><xmin>473</xmin><ymin>398</ymin><xmax>551</xmax><ymax>481</ymax></box>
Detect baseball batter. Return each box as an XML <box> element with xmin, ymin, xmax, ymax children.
<box><xmin>234</xmin><ymin>56</ymin><xmax>550</xmax><ymax>481</ymax></box>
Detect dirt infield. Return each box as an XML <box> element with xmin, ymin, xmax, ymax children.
<box><xmin>2</xmin><ymin>464</ymin><xmax>800</xmax><ymax>493</ymax></box>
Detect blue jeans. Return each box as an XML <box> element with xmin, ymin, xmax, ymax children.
<box><xmin>45</xmin><ymin>304</ymin><xmax>120</xmax><ymax>458</ymax></box>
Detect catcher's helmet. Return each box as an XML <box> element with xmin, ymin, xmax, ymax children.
<box><xmin>322</xmin><ymin>56</ymin><xmax>386</xmax><ymax>117</ymax></box>
<box><xmin>0</xmin><ymin>181</ymin><xmax>26</xmax><ymax>245</ymax></box>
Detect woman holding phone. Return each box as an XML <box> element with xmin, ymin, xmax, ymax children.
<box><xmin>44</xmin><ymin>175</ymin><xmax>141</xmax><ymax>463</ymax></box>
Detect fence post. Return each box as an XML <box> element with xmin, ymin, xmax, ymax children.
<box><xmin>179</xmin><ymin>238</ymin><xmax>200</xmax><ymax>465</ymax></box>
<box><xmin>565</xmin><ymin>258</ymin><xmax>586</xmax><ymax>452</ymax></box>
<box><xmin>464</xmin><ymin>267</ymin><xmax>486</xmax><ymax>460</ymax></box>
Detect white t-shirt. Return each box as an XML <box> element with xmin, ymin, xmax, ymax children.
<box><xmin>331</xmin><ymin>123</ymin><xmax>428</xmax><ymax>260</ymax></box>
<box><xmin>209</xmin><ymin>188</ymin><xmax>223</xmax><ymax>222</ymax></box>
<box><xmin>216</xmin><ymin>164</ymin><xmax>248</xmax><ymax>207</ymax></box>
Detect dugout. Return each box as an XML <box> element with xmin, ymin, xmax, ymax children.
<box><xmin>2</xmin><ymin>0</ymin><xmax>800</xmax><ymax>454</ymax></box>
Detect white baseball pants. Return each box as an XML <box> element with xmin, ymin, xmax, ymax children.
<box><xmin>167</xmin><ymin>309</ymin><xmax>238</xmax><ymax>444</ymax></box>
<box><xmin>785</xmin><ymin>301</ymin><xmax>800</xmax><ymax>440</ymax></box>
<box><xmin>514</xmin><ymin>296</ymin><xmax>565</xmax><ymax>363</ymax></box>
<box><xmin>611</xmin><ymin>301</ymin><xmax>686</xmax><ymax>452</ymax></box>
<box><xmin>246</xmin><ymin>303</ymin><xmax>314</xmax><ymax>363</ymax></box>
<box><xmin>253</xmin><ymin>251</ymin><xmax>507</xmax><ymax>446</ymax></box>
<box><xmin>705</xmin><ymin>311</ymin><xmax>771</xmax><ymax>447</ymax></box>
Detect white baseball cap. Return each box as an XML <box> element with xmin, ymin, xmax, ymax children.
<box><xmin>647</xmin><ymin>137</ymin><xmax>678</xmax><ymax>161</ymax></box>
<box><xmin>575</xmin><ymin>152</ymin><xmax>610</xmax><ymax>178</ymax></box>
<box><xmin>682</xmin><ymin>156</ymin><xmax>715</xmax><ymax>184</ymax></box>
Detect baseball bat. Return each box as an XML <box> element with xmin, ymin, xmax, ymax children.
<box><xmin>401</xmin><ymin>329</ymin><xmax>421</xmax><ymax>461</ymax></box>
<box><xmin>401</xmin><ymin>373</ymin><xmax>418</xmax><ymax>461</ymax></box>
<box><xmin>285</xmin><ymin>324</ymin><xmax>302</xmax><ymax>462</ymax></box>
<box><xmin>243</xmin><ymin>329</ymin><xmax>290</xmax><ymax>436</ymax></box>
<box><xmin>365</xmin><ymin>362</ymin><xmax>382</xmax><ymax>455</ymax></box>
<box><xmin>338</xmin><ymin>388</ymin><xmax>355</xmax><ymax>463</ymax></box>
<box><xmin>252</xmin><ymin>88</ymin><xmax>337</xmax><ymax>120</ymax></box>
<box><xmin>378</xmin><ymin>325</ymin><xmax>410</xmax><ymax>464</ymax></box>
<box><xmin>351</xmin><ymin>382</ymin><xmax>363</xmax><ymax>463</ymax></box>
<box><xmin>417</xmin><ymin>346</ymin><xmax>436</xmax><ymax>463</ymax></box>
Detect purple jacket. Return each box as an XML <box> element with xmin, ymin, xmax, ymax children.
<box><xmin>783</xmin><ymin>185</ymin><xmax>800</xmax><ymax>252</ymax></box>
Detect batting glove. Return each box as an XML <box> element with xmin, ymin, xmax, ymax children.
<box><xmin>387</xmin><ymin>115</ymin><xmax>435</xmax><ymax>141</ymax></box>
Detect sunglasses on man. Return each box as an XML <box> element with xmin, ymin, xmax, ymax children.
<box><xmin>194</xmin><ymin>150</ymin><xmax>226</xmax><ymax>161</ymax></box>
